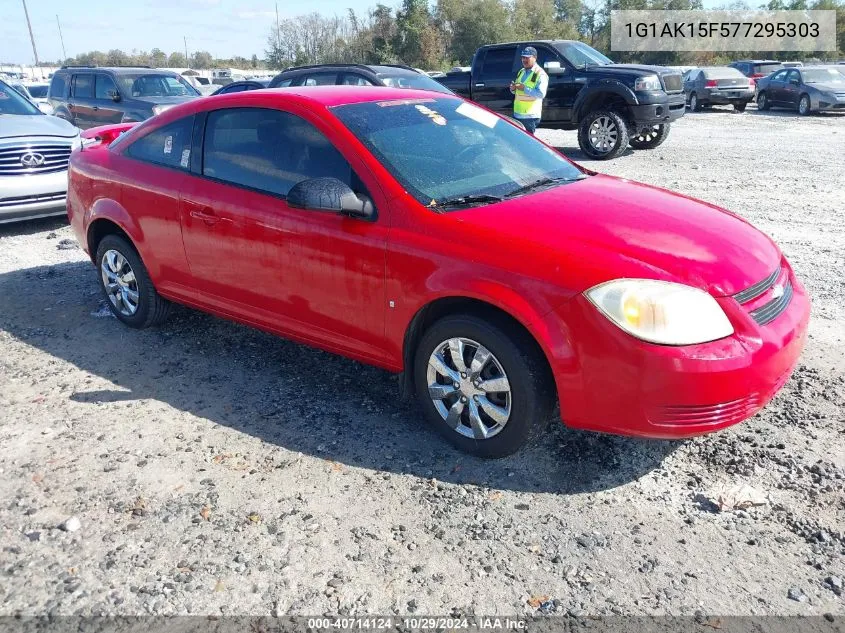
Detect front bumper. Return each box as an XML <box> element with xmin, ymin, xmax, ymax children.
<box><xmin>550</xmin><ymin>261</ymin><xmax>810</xmax><ymax>439</ymax></box>
<box><xmin>630</xmin><ymin>92</ymin><xmax>686</xmax><ymax>124</ymax></box>
<box><xmin>0</xmin><ymin>169</ymin><xmax>68</xmax><ymax>224</ymax></box>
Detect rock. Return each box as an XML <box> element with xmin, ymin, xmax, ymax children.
<box><xmin>60</xmin><ymin>517</ymin><xmax>81</xmax><ymax>532</ymax></box>
<box><xmin>25</xmin><ymin>531</ymin><xmax>41</xmax><ymax>542</ymax></box>
<box><xmin>824</xmin><ymin>576</ymin><xmax>842</xmax><ymax>595</ymax></box>
<box><xmin>787</xmin><ymin>587</ymin><xmax>807</xmax><ymax>602</ymax></box>
<box><xmin>57</xmin><ymin>239</ymin><xmax>78</xmax><ymax>250</ymax></box>
<box><xmin>515</xmin><ymin>503</ymin><xmax>530</xmax><ymax>510</ymax></box>
<box><xmin>327</xmin><ymin>578</ymin><xmax>343</xmax><ymax>588</ymax></box>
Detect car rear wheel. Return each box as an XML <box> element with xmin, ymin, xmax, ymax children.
<box><xmin>414</xmin><ymin>314</ymin><xmax>554</xmax><ymax>458</ymax></box>
<box><xmin>577</xmin><ymin>110</ymin><xmax>629</xmax><ymax>160</ymax></box>
<box><xmin>734</xmin><ymin>101</ymin><xmax>748</xmax><ymax>112</ymax></box>
<box><xmin>689</xmin><ymin>93</ymin><xmax>701</xmax><ymax>112</ymax></box>
<box><xmin>757</xmin><ymin>91</ymin><xmax>770</xmax><ymax>111</ymax></box>
<box><xmin>629</xmin><ymin>123</ymin><xmax>670</xmax><ymax>150</ymax></box>
<box><xmin>96</xmin><ymin>235</ymin><xmax>171</xmax><ymax>329</ymax></box>
<box><xmin>798</xmin><ymin>94</ymin><xmax>811</xmax><ymax>116</ymax></box>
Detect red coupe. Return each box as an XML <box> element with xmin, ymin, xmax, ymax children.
<box><xmin>67</xmin><ymin>87</ymin><xmax>810</xmax><ymax>458</ymax></box>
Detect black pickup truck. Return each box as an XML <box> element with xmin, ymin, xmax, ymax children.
<box><xmin>437</xmin><ymin>40</ymin><xmax>686</xmax><ymax>160</ymax></box>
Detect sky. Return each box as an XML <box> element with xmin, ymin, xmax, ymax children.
<box><xmin>1</xmin><ymin>0</ymin><xmax>374</xmax><ymax>64</ymax></box>
<box><xmin>2</xmin><ymin>0</ymin><xmax>727</xmax><ymax>65</ymax></box>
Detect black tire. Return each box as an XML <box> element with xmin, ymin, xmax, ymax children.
<box><xmin>629</xmin><ymin>123</ymin><xmax>671</xmax><ymax>150</ymax></box>
<box><xmin>757</xmin><ymin>91</ymin><xmax>770</xmax><ymax>111</ymax></box>
<box><xmin>734</xmin><ymin>101</ymin><xmax>748</xmax><ymax>112</ymax></box>
<box><xmin>413</xmin><ymin>314</ymin><xmax>554</xmax><ymax>458</ymax></box>
<box><xmin>577</xmin><ymin>109</ymin><xmax>629</xmax><ymax>160</ymax></box>
<box><xmin>798</xmin><ymin>93</ymin><xmax>811</xmax><ymax>116</ymax></box>
<box><xmin>689</xmin><ymin>92</ymin><xmax>702</xmax><ymax>112</ymax></box>
<box><xmin>95</xmin><ymin>234</ymin><xmax>171</xmax><ymax>329</ymax></box>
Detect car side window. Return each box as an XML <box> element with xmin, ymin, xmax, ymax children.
<box><xmin>341</xmin><ymin>74</ymin><xmax>374</xmax><ymax>86</ymax></box>
<box><xmin>787</xmin><ymin>70</ymin><xmax>800</xmax><ymax>84</ymax></box>
<box><xmin>303</xmin><ymin>73</ymin><xmax>339</xmax><ymax>86</ymax></box>
<box><xmin>49</xmin><ymin>73</ymin><xmax>68</xmax><ymax>98</ymax></box>
<box><xmin>481</xmin><ymin>47</ymin><xmax>518</xmax><ymax>77</ymax></box>
<box><xmin>95</xmin><ymin>74</ymin><xmax>118</xmax><ymax>100</ymax></box>
<box><xmin>72</xmin><ymin>74</ymin><xmax>94</xmax><ymax>98</ymax></box>
<box><xmin>274</xmin><ymin>78</ymin><xmax>293</xmax><ymax>88</ymax></box>
<box><xmin>770</xmin><ymin>70</ymin><xmax>787</xmax><ymax>82</ymax></box>
<box><xmin>125</xmin><ymin>116</ymin><xmax>194</xmax><ymax>170</ymax></box>
<box><xmin>202</xmin><ymin>107</ymin><xmax>354</xmax><ymax>198</ymax></box>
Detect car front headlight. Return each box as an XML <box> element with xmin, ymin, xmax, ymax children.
<box><xmin>634</xmin><ymin>75</ymin><xmax>661</xmax><ymax>91</ymax></box>
<box><xmin>585</xmin><ymin>279</ymin><xmax>734</xmax><ymax>345</ymax></box>
<box><xmin>71</xmin><ymin>134</ymin><xmax>82</xmax><ymax>152</ymax></box>
<box><xmin>152</xmin><ymin>104</ymin><xmax>174</xmax><ymax>116</ymax></box>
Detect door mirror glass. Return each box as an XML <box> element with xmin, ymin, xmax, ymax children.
<box><xmin>287</xmin><ymin>177</ymin><xmax>375</xmax><ymax>220</ymax></box>
<box><xmin>790</xmin><ymin>78</ymin><xmax>800</xmax><ymax>86</ymax></box>
<box><xmin>544</xmin><ymin>61</ymin><xmax>565</xmax><ymax>74</ymax></box>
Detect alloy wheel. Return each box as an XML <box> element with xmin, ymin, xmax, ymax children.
<box><xmin>426</xmin><ymin>337</ymin><xmax>512</xmax><ymax>440</ymax></box>
<box><xmin>588</xmin><ymin>116</ymin><xmax>618</xmax><ymax>154</ymax></box>
<box><xmin>101</xmin><ymin>249</ymin><xmax>140</xmax><ymax>316</ymax></box>
<box><xmin>634</xmin><ymin>125</ymin><xmax>660</xmax><ymax>143</ymax></box>
<box><xmin>799</xmin><ymin>95</ymin><xmax>810</xmax><ymax>115</ymax></box>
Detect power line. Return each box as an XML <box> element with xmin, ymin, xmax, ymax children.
<box><xmin>56</xmin><ymin>14</ymin><xmax>67</xmax><ymax>60</ymax></box>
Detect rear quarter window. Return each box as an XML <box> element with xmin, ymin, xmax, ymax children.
<box><xmin>125</xmin><ymin>116</ymin><xmax>194</xmax><ymax>171</ymax></box>
<box><xmin>49</xmin><ymin>73</ymin><xmax>68</xmax><ymax>99</ymax></box>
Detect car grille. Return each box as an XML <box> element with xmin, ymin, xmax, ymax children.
<box><xmin>732</xmin><ymin>263</ymin><xmax>793</xmax><ymax>326</ymax></box>
<box><xmin>661</xmin><ymin>73</ymin><xmax>683</xmax><ymax>93</ymax></box>
<box><xmin>649</xmin><ymin>394</ymin><xmax>761</xmax><ymax>426</ymax></box>
<box><xmin>0</xmin><ymin>191</ymin><xmax>66</xmax><ymax>208</ymax></box>
<box><xmin>0</xmin><ymin>143</ymin><xmax>73</xmax><ymax>176</ymax></box>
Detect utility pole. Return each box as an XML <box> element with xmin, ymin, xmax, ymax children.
<box><xmin>56</xmin><ymin>14</ymin><xmax>67</xmax><ymax>60</ymax></box>
<box><xmin>184</xmin><ymin>36</ymin><xmax>189</xmax><ymax>64</ymax></box>
<box><xmin>21</xmin><ymin>0</ymin><xmax>39</xmax><ymax>65</ymax></box>
<box><xmin>276</xmin><ymin>2</ymin><xmax>281</xmax><ymax>50</ymax></box>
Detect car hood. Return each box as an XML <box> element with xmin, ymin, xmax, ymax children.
<box><xmin>589</xmin><ymin>64</ymin><xmax>679</xmax><ymax>77</ymax></box>
<box><xmin>806</xmin><ymin>81</ymin><xmax>845</xmax><ymax>92</ymax></box>
<box><xmin>130</xmin><ymin>95</ymin><xmax>199</xmax><ymax>106</ymax></box>
<box><xmin>454</xmin><ymin>174</ymin><xmax>781</xmax><ymax>297</ymax></box>
<box><xmin>0</xmin><ymin>114</ymin><xmax>79</xmax><ymax>140</ymax></box>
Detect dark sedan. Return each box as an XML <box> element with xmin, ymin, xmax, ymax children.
<box><xmin>756</xmin><ymin>67</ymin><xmax>845</xmax><ymax>115</ymax></box>
<box><xmin>684</xmin><ymin>66</ymin><xmax>755</xmax><ymax>112</ymax></box>
<box><xmin>211</xmin><ymin>79</ymin><xmax>271</xmax><ymax>96</ymax></box>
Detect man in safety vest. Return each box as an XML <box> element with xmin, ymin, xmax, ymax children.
<box><xmin>509</xmin><ymin>46</ymin><xmax>549</xmax><ymax>135</ymax></box>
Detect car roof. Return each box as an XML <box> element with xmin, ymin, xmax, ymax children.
<box><xmin>276</xmin><ymin>63</ymin><xmax>417</xmax><ymax>76</ymax></box>
<box><xmin>58</xmin><ymin>67</ymin><xmax>178</xmax><ymax>74</ymax></box>
<box><xmin>243</xmin><ymin>85</ymin><xmax>455</xmax><ymax>107</ymax></box>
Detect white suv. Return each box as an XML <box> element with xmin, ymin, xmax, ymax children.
<box><xmin>0</xmin><ymin>79</ymin><xmax>81</xmax><ymax>224</ymax></box>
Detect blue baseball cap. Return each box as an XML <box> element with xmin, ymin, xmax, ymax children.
<box><xmin>521</xmin><ymin>46</ymin><xmax>538</xmax><ymax>58</ymax></box>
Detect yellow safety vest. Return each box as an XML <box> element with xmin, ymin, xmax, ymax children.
<box><xmin>513</xmin><ymin>67</ymin><xmax>544</xmax><ymax>117</ymax></box>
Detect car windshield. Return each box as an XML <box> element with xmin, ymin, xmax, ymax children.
<box><xmin>802</xmin><ymin>68</ymin><xmax>844</xmax><ymax>83</ymax></box>
<box><xmin>755</xmin><ymin>63</ymin><xmax>784</xmax><ymax>75</ymax></box>
<box><xmin>332</xmin><ymin>97</ymin><xmax>584</xmax><ymax>208</ymax></box>
<box><xmin>378</xmin><ymin>73</ymin><xmax>453</xmax><ymax>95</ymax></box>
<box><xmin>26</xmin><ymin>85</ymin><xmax>48</xmax><ymax>98</ymax></box>
<box><xmin>115</xmin><ymin>73</ymin><xmax>200</xmax><ymax>97</ymax></box>
<box><xmin>0</xmin><ymin>80</ymin><xmax>40</xmax><ymax>115</ymax></box>
<box><xmin>556</xmin><ymin>42</ymin><xmax>613</xmax><ymax>68</ymax></box>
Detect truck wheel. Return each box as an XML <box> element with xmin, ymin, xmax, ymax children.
<box><xmin>577</xmin><ymin>110</ymin><xmax>629</xmax><ymax>160</ymax></box>
<box><xmin>629</xmin><ymin>124</ymin><xmax>670</xmax><ymax>150</ymax></box>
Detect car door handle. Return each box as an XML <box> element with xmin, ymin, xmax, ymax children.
<box><xmin>474</xmin><ymin>83</ymin><xmax>485</xmax><ymax>87</ymax></box>
<box><xmin>189</xmin><ymin>207</ymin><xmax>230</xmax><ymax>226</ymax></box>
<box><xmin>92</xmin><ymin>106</ymin><xmax>99</xmax><ymax>111</ymax></box>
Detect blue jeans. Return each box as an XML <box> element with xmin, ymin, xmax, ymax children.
<box><xmin>519</xmin><ymin>117</ymin><xmax>539</xmax><ymax>135</ymax></box>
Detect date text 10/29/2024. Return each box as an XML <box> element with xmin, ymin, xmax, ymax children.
<box><xmin>307</xmin><ymin>617</ymin><xmax>527</xmax><ymax>630</ymax></box>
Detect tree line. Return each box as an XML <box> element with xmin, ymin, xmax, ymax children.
<box><xmin>56</xmin><ymin>0</ymin><xmax>845</xmax><ymax>72</ymax></box>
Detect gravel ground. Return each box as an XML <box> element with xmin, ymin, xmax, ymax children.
<box><xmin>0</xmin><ymin>104</ymin><xmax>843</xmax><ymax>619</ymax></box>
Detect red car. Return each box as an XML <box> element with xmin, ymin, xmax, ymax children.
<box><xmin>67</xmin><ymin>87</ymin><xmax>810</xmax><ymax>458</ymax></box>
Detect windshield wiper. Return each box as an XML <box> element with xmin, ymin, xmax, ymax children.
<box><xmin>430</xmin><ymin>193</ymin><xmax>503</xmax><ymax>211</ymax></box>
<box><xmin>504</xmin><ymin>175</ymin><xmax>586</xmax><ymax>199</ymax></box>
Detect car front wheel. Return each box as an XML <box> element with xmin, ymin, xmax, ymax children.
<box><xmin>414</xmin><ymin>314</ymin><xmax>554</xmax><ymax>458</ymax></box>
<box><xmin>629</xmin><ymin>123</ymin><xmax>670</xmax><ymax>150</ymax></box>
<box><xmin>577</xmin><ymin>109</ymin><xmax>629</xmax><ymax>160</ymax></box>
<box><xmin>757</xmin><ymin>91</ymin><xmax>770</xmax><ymax>110</ymax></box>
<box><xmin>798</xmin><ymin>94</ymin><xmax>811</xmax><ymax>116</ymax></box>
<box><xmin>96</xmin><ymin>234</ymin><xmax>171</xmax><ymax>329</ymax></box>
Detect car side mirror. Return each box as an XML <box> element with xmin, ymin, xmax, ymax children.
<box><xmin>789</xmin><ymin>78</ymin><xmax>800</xmax><ymax>86</ymax></box>
<box><xmin>109</xmin><ymin>90</ymin><xmax>121</xmax><ymax>102</ymax></box>
<box><xmin>544</xmin><ymin>61</ymin><xmax>565</xmax><ymax>75</ymax></box>
<box><xmin>287</xmin><ymin>177</ymin><xmax>376</xmax><ymax>220</ymax></box>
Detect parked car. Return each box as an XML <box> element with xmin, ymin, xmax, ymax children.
<box><xmin>728</xmin><ymin>60</ymin><xmax>785</xmax><ymax>86</ymax></box>
<box><xmin>48</xmin><ymin>66</ymin><xmax>201</xmax><ymax>129</ymax></box>
<box><xmin>756</xmin><ymin>66</ymin><xmax>845</xmax><ymax>114</ymax></box>
<box><xmin>268</xmin><ymin>63</ymin><xmax>453</xmax><ymax>95</ymax></box>
<box><xmin>211</xmin><ymin>79</ymin><xmax>270</xmax><ymax>95</ymax></box>
<box><xmin>436</xmin><ymin>40</ymin><xmax>686</xmax><ymax>160</ymax></box>
<box><xmin>66</xmin><ymin>87</ymin><xmax>809</xmax><ymax>457</ymax></box>
<box><xmin>782</xmin><ymin>61</ymin><xmax>804</xmax><ymax>68</ymax></box>
<box><xmin>0</xmin><ymin>78</ymin><xmax>80</xmax><ymax>224</ymax></box>
<box><xmin>684</xmin><ymin>66</ymin><xmax>755</xmax><ymax>112</ymax></box>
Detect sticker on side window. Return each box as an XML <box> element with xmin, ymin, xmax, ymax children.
<box><xmin>180</xmin><ymin>149</ymin><xmax>190</xmax><ymax>168</ymax></box>
<box><xmin>0</xmin><ymin>91</ymin><xmax>9</xmax><ymax>100</ymax></box>
<box><xmin>163</xmin><ymin>136</ymin><xmax>173</xmax><ymax>154</ymax></box>
<box><xmin>456</xmin><ymin>102</ymin><xmax>499</xmax><ymax>129</ymax></box>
